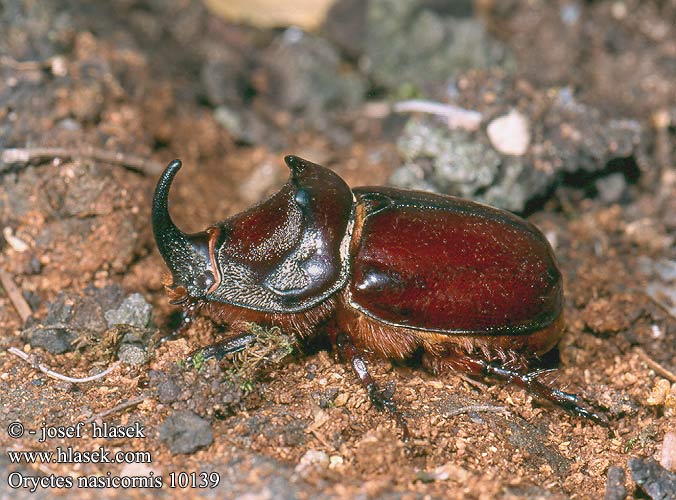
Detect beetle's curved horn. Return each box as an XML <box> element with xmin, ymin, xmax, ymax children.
<box><xmin>152</xmin><ymin>160</ymin><xmax>205</xmax><ymax>286</ymax></box>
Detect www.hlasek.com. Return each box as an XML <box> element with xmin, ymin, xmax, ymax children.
<box><xmin>5</xmin><ymin>420</ymin><xmax>220</xmax><ymax>492</ymax></box>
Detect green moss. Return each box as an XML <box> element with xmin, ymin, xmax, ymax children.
<box><xmin>223</xmin><ymin>322</ymin><xmax>297</xmax><ymax>386</ymax></box>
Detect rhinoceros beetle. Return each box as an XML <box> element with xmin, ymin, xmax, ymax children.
<box><xmin>152</xmin><ymin>155</ymin><xmax>608</xmax><ymax>438</ymax></box>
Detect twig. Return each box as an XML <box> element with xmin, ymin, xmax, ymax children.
<box><xmin>0</xmin><ymin>147</ymin><xmax>164</xmax><ymax>176</ymax></box>
<box><xmin>0</xmin><ymin>55</ymin><xmax>44</xmax><ymax>71</ymax></box>
<box><xmin>7</xmin><ymin>347</ymin><xmax>120</xmax><ymax>383</ymax></box>
<box><xmin>645</xmin><ymin>284</ymin><xmax>676</xmax><ymax>320</ymax></box>
<box><xmin>84</xmin><ymin>396</ymin><xmax>146</xmax><ymax>424</ymax></box>
<box><xmin>443</xmin><ymin>405</ymin><xmax>510</xmax><ymax>417</ymax></box>
<box><xmin>393</xmin><ymin>99</ymin><xmax>483</xmax><ymax>131</ymax></box>
<box><xmin>635</xmin><ymin>346</ymin><xmax>676</xmax><ymax>383</ymax></box>
<box><xmin>0</xmin><ymin>269</ymin><xmax>32</xmax><ymax>322</ymax></box>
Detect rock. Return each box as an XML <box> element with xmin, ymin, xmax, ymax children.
<box><xmin>159</xmin><ymin>410</ymin><xmax>214</xmax><ymax>454</ymax></box>
<box><xmin>629</xmin><ymin>457</ymin><xmax>676</xmax><ymax>500</ymax></box>
<box><xmin>654</xmin><ymin>260</ymin><xmax>676</xmax><ymax>282</ymax></box>
<box><xmin>595</xmin><ymin>173</ymin><xmax>627</xmax><ymax>204</ymax></box>
<box><xmin>260</xmin><ymin>28</ymin><xmax>366</xmax><ymax>126</ymax></box>
<box><xmin>365</xmin><ymin>0</ymin><xmax>511</xmax><ymax>90</ymax></box>
<box><xmin>486</xmin><ymin>109</ymin><xmax>530</xmax><ymax>156</ymax></box>
<box><xmin>214</xmin><ymin>106</ymin><xmax>283</xmax><ymax>148</ymax></box>
<box><xmin>157</xmin><ymin>380</ymin><xmax>181</xmax><ymax>404</ymax></box>
<box><xmin>322</xmin><ymin>0</ymin><xmax>368</xmax><ymax>58</ymax></box>
<box><xmin>662</xmin><ymin>432</ymin><xmax>676</xmax><ymax>473</ymax></box>
<box><xmin>391</xmin><ymin>78</ymin><xmax>645</xmax><ymax>212</ymax></box>
<box><xmin>604</xmin><ymin>465</ymin><xmax>627</xmax><ymax>500</ymax></box>
<box><xmin>117</xmin><ymin>343</ymin><xmax>147</xmax><ymax>366</ymax></box>
<box><xmin>542</xmin><ymin>90</ymin><xmax>643</xmax><ymax>174</ymax></box>
<box><xmin>393</xmin><ymin>117</ymin><xmax>545</xmax><ymax>211</ymax></box>
<box><xmin>115</xmin><ymin>323</ymin><xmax>154</xmax><ymax>366</ymax></box>
<box><xmin>200</xmin><ymin>47</ymin><xmax>245</xmax><ymax>107</ymax></box>
<box><xmin>646</xmin><ymin>283</ymin><xmax>676</xmax><ymax>319</ymax></box>
<box><xmin>396</xmin><ymin>118</ymin><xmax>500</xmax><ymax>199</ymax></box>
<box><xmin>25</xmin><ymin>287</ymin><xmax>155</xmax><ymax>362</ymax></box>
<box><xmin>27</xmin><ymin>286</ymin><xmax>125</xmax><ymax>353</ymax></box>
<box><xmin>104</xmin><ymin>293</ymin><xmax>152</xmax><ymax>328</ymax></box>
<box><xmin>28</xmin><ymin>327</ymin><xmax>76</xmax><ymax>355</ymax></box>
<box><xmin>295</xmin><ymin>449</ymin><xmax>330</xmax><ymax>476</ymax></box>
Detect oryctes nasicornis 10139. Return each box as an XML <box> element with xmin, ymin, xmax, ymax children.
<box><xmin>152</xmin><ymin>155</ymin><xmax>608</xmax><ymax>438</ymax></box>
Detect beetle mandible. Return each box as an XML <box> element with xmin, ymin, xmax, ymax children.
<box><xmin>152</xmin><ymin>155</ymin><xmax>608</xmax><ymax>438</ymax></box>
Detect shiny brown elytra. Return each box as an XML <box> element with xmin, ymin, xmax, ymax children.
<box><xmin>152</xmin><ymin>155</ymin><xmax>608</xmax><ymax>438</ymax></box>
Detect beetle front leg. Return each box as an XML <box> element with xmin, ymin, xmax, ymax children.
<box><xmin>425</xmin><ymin>351</ymin><xmax>609</xmax><ymax>427</ymax></box>
<box><xmin>330</xmin><ymin>330</ymin><xmax>410</xmax><ymax>441</ymax></box>
<box><xmin>194</xmin><ymin>332</ymin><xmax>257</xmax><ymax>362</ymax></box>
<box><xmin>184</xmin><ymin>331</ymin><xmax>258</xmax><ymax>369</ymax></box>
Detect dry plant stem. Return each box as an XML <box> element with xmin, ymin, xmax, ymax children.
<box><xmin>635</xmin><ymin>346</ymin><xmax>676</xmax><ymax>383</ymax></box>
<box><xmin>0</xmin><ymin>269</ymin><xmax>32</xmax><ymax>322</ymax></box>
<box><xmin>0</xmin><ymin>147</ymin><xmax>164</xmax><ymax>176</ymax></box>
<box><xmin>443</xmin><ymin>405</ymin><xmax>510</xmax><ymax>417</ymax></box>
<box><xmin>7</xmin><ymin>347</ymin><xmax>120</xmax><ymax>383</ymax></box>
<box><xmin>84</xmin><ymin>397</ymin><xmax>146</xmax><ymax>424</ymax></box>
<box><xmin>392</xmin><ymin>99</ymin><xmax>483</xmax><ymax>130</ymax></box>
<box><xmin>0</xmin><ymin>55</ymin><xmax>44</xmax><ymax>71</ymax></box>
<box><xmin>646</xmin><ymin>289</ymin><xmax>676</xmax><ymax>320</ymax></box>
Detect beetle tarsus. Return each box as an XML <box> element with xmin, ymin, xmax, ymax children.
<box><xmin>483</xmin><ymin>362</ymin><xmax>610</xmax><ymax>427</ymax></box>
<box><xmin>332</xmin><ymin>331</ymin><xmax>411</xmax><ymax>441</ymax></box>
<box><xmin>426</xmin><ymin>351</ymin><xmax>609</xmax><ymax>427</ymax></box>
<box><xmin>198</xmin><ymin>332</ymin><xmax>258</xmax><ymax>361</ymax></box>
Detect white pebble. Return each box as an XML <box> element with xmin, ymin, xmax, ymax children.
<box><xmin>486</xmin><ymin>109</ymin><xmax>531</xmax><ymax>156</ymax></box>
<box><xmin>3</xmin><ymin>227</ymin><xmax>29</xmax><ymax>252</ymax></box>
<box><xmin>661</xmin><ymin>431</ymin><xmax>676</xmax><ymax>472</ymax></box>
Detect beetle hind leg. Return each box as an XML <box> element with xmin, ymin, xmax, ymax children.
<box><xmin>425</xmin><ymin>350</ymin><xmax>609</xmax><ymax>427</ymax></box>
<box><xmin>330</xmin><ymin>330</ymin><xmax>410</xmax><ymax>441</ymax></box>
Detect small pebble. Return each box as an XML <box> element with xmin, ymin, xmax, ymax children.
<box><xmin>295</xmin><ymin>449</ymin><xmax>329</xmax><ymax>475</ymax></box>
<box><xmin>157</xmin><ymin>380</ymin><xmax>181</xmax><ymax>404</ymax></box>
<box><xmin>661</xmin><ymin>432</ymin><xmax>676</xmax><ymax>473</ymax></box>
<box><xmin>486</xmin><ymin>109</ymin><xmax>531</xmax><ymax>156</ymax></box>
<box><xmin>604</xmin><ymin>465</ymin><xmax>627</xmax><ymax>500</ymax></box>
<box><xmin>117</xmin><ymin>344</ymin><xmax>147</xmax><ymax>366</ymax></box>
<box><xmin>104</xmin><ymin>293</ymin><xmax>152</xmax><ymax>328</ymax></box>
<box><xmin>3</xmin><ymin>227</ymin><xmax>29</xmax><ymax>252</ymax></box>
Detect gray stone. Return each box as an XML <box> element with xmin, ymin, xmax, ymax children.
<box><xmin>104</xmin><ymin>293</ymin><xmax>152</xmax><ymax>328</ymax></box>
<box><xmin>604</xmin><ymin>465</ymin><xmax>627</xmax><ymax>500</ymax></box>
<box><xmin>365</xmin><ymin>0</ymin><xmax>512</xmax><ymax>90</ymax></box>
<box><xmin>629</xmin><ymin>457</ymin><xmax>676</xmax><ymax>500</ymax></box>
<box><xmin>28</xmin><ymin>327</ymin><xmax>76</xmax><ymax>355</ymax></box>
<box><xmin>392</xmin><ymin>117</ymin><xmax>544</xmax><ymax>211</ymax></box>
<box><xmin>261</xmin><ymin>28</ymin><xmax>366</xmax><ymax>126</ymax></box>
<box><xmin>117</xmin><ymin>343</ymin><xmax>147</xmax><ymax>366</ymax></box>
<box><xmin>595</xmin><ymin>173</ymin><xmax>627</xmax><ymax>204</ymax></box>
<box><xmin>159</xmin><ymin>410</ymin><xmax>214</xmax><ymax>454</ymax></box>
<box><xmin>157</xmin><ymin>380</ymin><xmax>181</xmax><ymax>404</ymax></box>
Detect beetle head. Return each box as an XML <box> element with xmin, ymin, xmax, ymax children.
<box><xmin>152</xmin><ymin>160</ymin><xmax>216</xmax><ymax>303</ymax></box>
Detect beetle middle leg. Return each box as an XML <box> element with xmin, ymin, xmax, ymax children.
<box><xmin>329</xmin><ymin>329</ymin><xmax>411</xmax><ymax>441</ymax></box>
<box><xmin>425</xmin><ymin>350</ymin><xmax>609</xmax><ymax>427</ymax></box>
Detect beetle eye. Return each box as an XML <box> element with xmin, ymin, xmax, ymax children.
<box><xmin>196</xmin><ymin>270</ymin><xmax>215</xmax><ymax>291</ymax></box>
<box><xmin>294</xmin><ymin>188</ymin><xmax>310</xmax><ymax>206</ymax></box>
